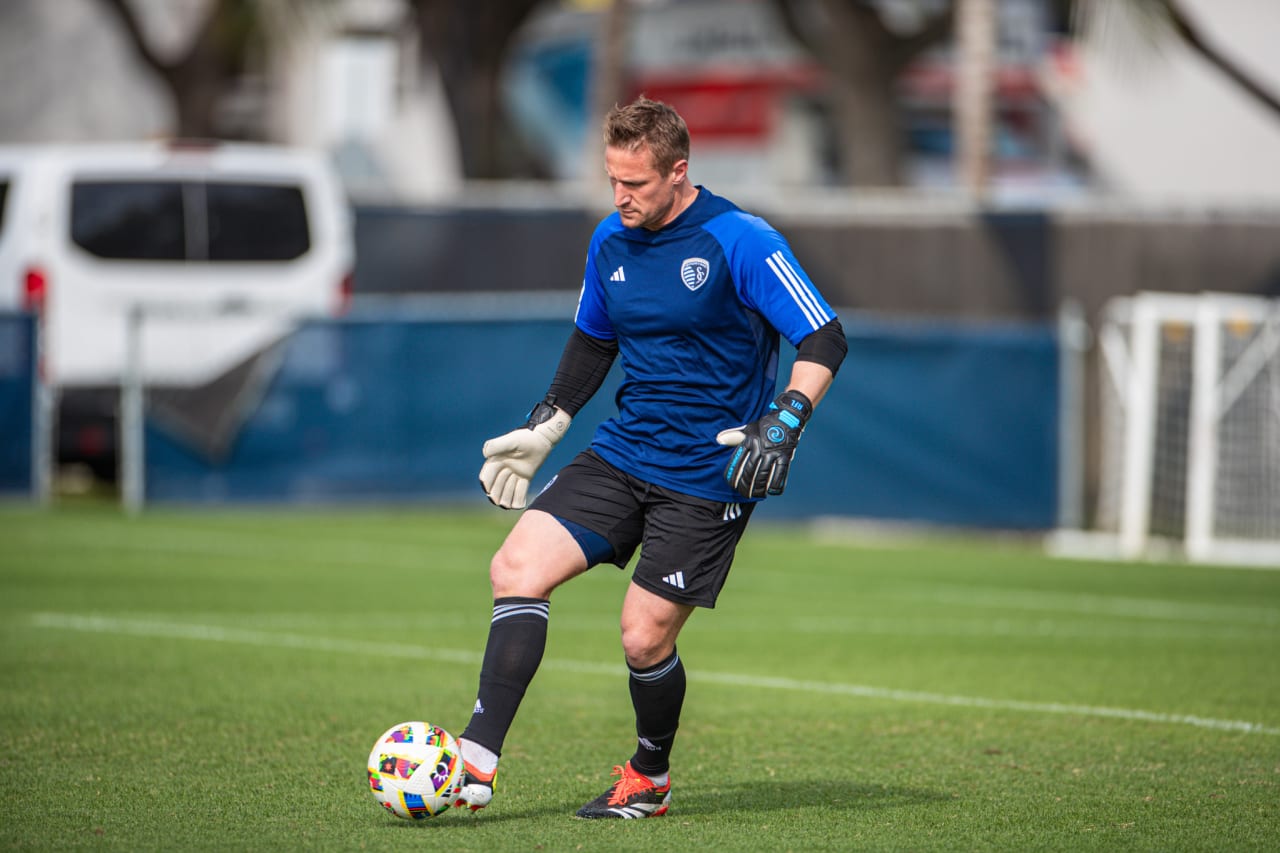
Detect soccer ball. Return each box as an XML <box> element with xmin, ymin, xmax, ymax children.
<box><xmin>366</xmin><ymin>721</ymin><xmax>464</xmax><ymax>820</ymax></box>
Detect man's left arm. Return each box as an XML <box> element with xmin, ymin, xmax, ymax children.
<box><xmin>784</xmin><ymin>358</ymin><xmax>835</xmax><ymax>408</ymax></box>
<box><xmin>786</xmin><ymin>317</ymin><xmax>847</xmax><ymax>405</ymax></box>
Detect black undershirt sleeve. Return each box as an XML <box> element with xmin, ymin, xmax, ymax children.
<box><xmin>545</xmin><ymin>327</ymin><xmax>620</xmax><ymax>416</ymax></box>
<box><xmin>796</xmin><ymin>317</ymin><xmax>848</xmax><ymax>376</ymax></box>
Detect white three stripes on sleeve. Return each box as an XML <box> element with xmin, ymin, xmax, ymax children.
<box><xmin>766</xmin><ymin>250</ymin><xmax>831</xmax><ymax>331</ymax></box>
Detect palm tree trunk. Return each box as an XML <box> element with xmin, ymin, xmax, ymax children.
<box><xmin>953</xmin><ymin>0</ymin><xmax>996</xmax><ymax>198</ymax></box>
<box><xmin>584</xmin><ymin>0</ymin><xmax>631</xmax><ymax>189</ymax></box>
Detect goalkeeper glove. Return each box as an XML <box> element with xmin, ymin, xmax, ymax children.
<box><xmin>716</xmin><ymin>389</ymin><xmax>813</xmax><ymax>500</ymax></box>
<box><xmin>479</xmin><ymin>395</ymin><xmax>572</xmax><ymax>510</ymax></box>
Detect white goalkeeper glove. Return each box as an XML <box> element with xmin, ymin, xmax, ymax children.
<box><xmin>478</xmin><ymin>396</ymin><xmax>572</xmax><ymax>510</ymax></box>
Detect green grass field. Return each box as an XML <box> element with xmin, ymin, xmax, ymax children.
<box><xmin>2</xmin><ymin>503</ymin><xmax>1277</xmax><ymax>851</ymax></box>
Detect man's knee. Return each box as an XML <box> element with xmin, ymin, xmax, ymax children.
<box><xmin>489</xmin><ymin>543</ymin><xmax>555</xmax><ymax>599</ymax></box>
<box><xmin>488</xmin><ymin>512</ymin><xmax>589</xmax><ymax>599</ymax></box>
<box><xmin>621</xmin><ymin>632</ymin><xmax>669</xmax><ymax>670</ymax></box>
<box><xmin>620</xmin><ymin>583</ymin><xmax>692</xmax><ymax>668</ymax></box>
<box><xmin>620</xmin><ymin>615</ymin><xmax>677</xmax><ymax>669</ymax></box>
<box><xmin>488</xmin><ymin>546</ymin><xmax>524</xmax><ymax>597</ymax></box>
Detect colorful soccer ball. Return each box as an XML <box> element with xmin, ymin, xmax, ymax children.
<box><xmin>366</xmin><ymin>721</ymin><xmax>464</xmax><ymax>820</ymax></box>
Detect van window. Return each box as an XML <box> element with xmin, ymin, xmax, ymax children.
<box><xmin>71</xmin><ymin>181</ymin><xmax>185</xmax><ymax>260</ymax></box>
<box><xmin>207</xmin><ymin>183</ymin><xmax>310</xmax><ymax>261</ymax></box>
<box><xmin>0</xmin><ymin>180</ymin><xmax>9</xmax><ymax>233</ymax></box>
<box><xmin>70</xmin><ymin>180</ymin><xmax>310</xmax><ymax>262</ymax></box>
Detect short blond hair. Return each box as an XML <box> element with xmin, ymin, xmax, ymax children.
<box><xmin>602</xmin><ymin>96</ymin><xmax>690</xmax><ymax>176</ymax></box>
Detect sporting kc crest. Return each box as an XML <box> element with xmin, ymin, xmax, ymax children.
<box><xmin>679</xmin><ymin>257</ymin><xmax>710</xmax><ymax>292</ymax></box>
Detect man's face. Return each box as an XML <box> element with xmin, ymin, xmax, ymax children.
<box><xmin>605</xmin><ymin>144</ymin><xmax>687</xmax><ymax>231</ymax></box>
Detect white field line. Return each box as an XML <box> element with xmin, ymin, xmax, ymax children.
<box><xmin>11</xmin><ymin>523</ymin><xmax>1277</xmax><ymax>627</ymax></box>
<box><xmin>771</xmin><ymin>616</ymin><xmax>1263</xmax><ymax>641</ymax></box>
<box><xmin>913</xmin><ymin>583</ymin><xmax>1280</xmax><ymax>626</ymax></box>
<box><xmin>6</xmin><ymin>526</ymin><xmax>450</xmax><ymax>572</ymax></box>
<box><xmin>30</xmin><ymin>612</ymin><xmax>1280</xmax><ymax>737</ymax></box>
<box><xmin>15</xmin><ymin>526</ymin><xmax>1277</xmax><ymax>628</ymax></box>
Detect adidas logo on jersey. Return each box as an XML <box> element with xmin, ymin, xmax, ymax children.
<box><xmin>661</xmin><ymin>571</ymin><xmax>685</xmax><ymax>590</ymax></box>
<box><xmin>610</xmin><ymin>266</ymin><xmax>626</xmax><ymax>282</ymax></box>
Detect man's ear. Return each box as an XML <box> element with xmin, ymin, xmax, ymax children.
<box><xmin>670</xmin><ymin>159</ymin><xmax>689</xmax><ymax>186</ymax></box>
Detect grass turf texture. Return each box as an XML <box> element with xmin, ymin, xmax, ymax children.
<box><xmin>1</xmin><ymin>504</ymin><xmax>1277</xmax><ymax>851</ymax></box>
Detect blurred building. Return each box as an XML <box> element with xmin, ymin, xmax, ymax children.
<box><xmin>258</xmin><ymin>0</ymin><xmax>462</xmax><ymax>200</ymax></box>
<box><xmin>1045</xmin><ymin>0</ymin><xmax>1280</xmax><ymax>202</ymax></box>
<box><xmin>0</xmin><ymin>0</ymin><xmax>1278</xmax><ymax>202</ymax></box>
<box><xmin>0</xmin><ymin>0</ymin><xmax>460</xmax><ymax>200</ymax></box>
<box><xmin>508</xmin><ymin>0</ymin><xmax>1077</xmax><ymax>195</ymax></box>
<box><xmin>0</xmin><ymin>0</ymin><xmax>171</xmax><ymax>142</ymax></box>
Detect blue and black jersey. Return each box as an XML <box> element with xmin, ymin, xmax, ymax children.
<box><xmin>574</xmin><ymin>186</ymin><xmax>838</xmax><ymax>503</ymax></box>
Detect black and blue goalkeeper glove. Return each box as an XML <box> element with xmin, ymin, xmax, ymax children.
<box><xmin>716</xmin><ymin>389</ymin><xmax>813</xmax><ymax>499</ymax></box>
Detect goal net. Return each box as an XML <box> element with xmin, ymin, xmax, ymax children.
<box><xmin>1089</xmin><ymin>292</ymin><xmax>1280</xmax><ymax>566</ymax></box>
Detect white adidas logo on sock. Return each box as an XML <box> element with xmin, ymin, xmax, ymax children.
<box><xmin>661</xmin><ymin>571</ymin><xmax>685</xmax><ymax>590</ymax></box>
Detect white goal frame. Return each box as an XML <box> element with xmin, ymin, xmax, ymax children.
<box><xmin>1070</xmin><ymin>291</ymin><xmax>1280</xmax><ymax>567</ymax></box>
<box><xmin>1184</xmin><ymin>293</ymin><xmax>1280</xmax><ymax>565</ymax></box>
<box><xmin>118</xmin><ymin>299</ymin><xmax>314</xmax><ymax>514</ymax></box>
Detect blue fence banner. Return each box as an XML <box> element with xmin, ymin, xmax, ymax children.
<box><xmin>145</xmin><ymin>318</ymin><xmax>613</xmax><ymax>504</ymax></box>
<box><xmin>145</xmin><ymin>314</ymin><xmax>1060</xmax><ymax>530</ymax></box>
<box><xmin>763</xmin><ymin>316</ymin><xmax>1060</xmax><ymax>528</ymax></box>
<box><xmin>0</xmin><ymin>312</ymin><xmax>36</xmax><ymax>496</ymax></box>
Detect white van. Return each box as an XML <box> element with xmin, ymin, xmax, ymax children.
<box><xmin>0</xmin><ymin>141</ymin><xmax>354</xmax><ymax>477</ymax></box>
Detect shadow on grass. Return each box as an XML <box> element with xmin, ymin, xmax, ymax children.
<box><xmin>679</xmin><ymin>779</ymin><xmax>952</xmax><ymax>817</ymax></box>
<box><xmin>373</xmin><ymin>799</ymin><xmax>583</xmax><ymax>828</ymax></box>
<box><xmin>375</xmin><ymin>779</ymin><xmax>950</xmax><ymax>828</ymax></box>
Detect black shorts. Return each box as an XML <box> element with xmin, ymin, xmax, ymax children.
<box><xmin>529</xmin><ymin>449</ymin><xmax>756</xmax><ymax>609</ymax></box>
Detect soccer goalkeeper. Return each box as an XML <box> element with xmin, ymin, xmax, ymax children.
<box><xmin>455</xmin><ymin>96</ymin><xmax>847</xmax><ymax>819</ymax></box>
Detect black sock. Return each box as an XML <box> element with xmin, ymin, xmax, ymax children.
<box><xmin>628</xmin><ymin>648</ymin><xmax>685</xmax><ymax>776</ymax></box>
<box><xmin>459</xmin><ymin>597</ymin><xmax>549</xmax><ymax>756</ymax></box>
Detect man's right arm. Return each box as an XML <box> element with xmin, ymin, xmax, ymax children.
<box><xmin>547</xmin><ymin>327</ymin><xmax>619</xmax><ymax>416</ymax></box>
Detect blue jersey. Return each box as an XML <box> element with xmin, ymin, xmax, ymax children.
<box><xmin>574</xmin><ymin>187</ymin><xmax>837</xmax><ymax>502</ymax></box>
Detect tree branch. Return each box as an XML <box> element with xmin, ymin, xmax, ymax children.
<box><xmin>1165</xmin><ymin>0</ymin><xmax>1280</xmax><ymax>118</ymax></box>
<box><xmin>887</xmin><ymin>4</ymin><xmax>956</xmax><ymax>74</ymax></box>
<box><xmin>99</xmin><ymin>0</ymin><xmax>168</xmax><ymax>73</ymax></box>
